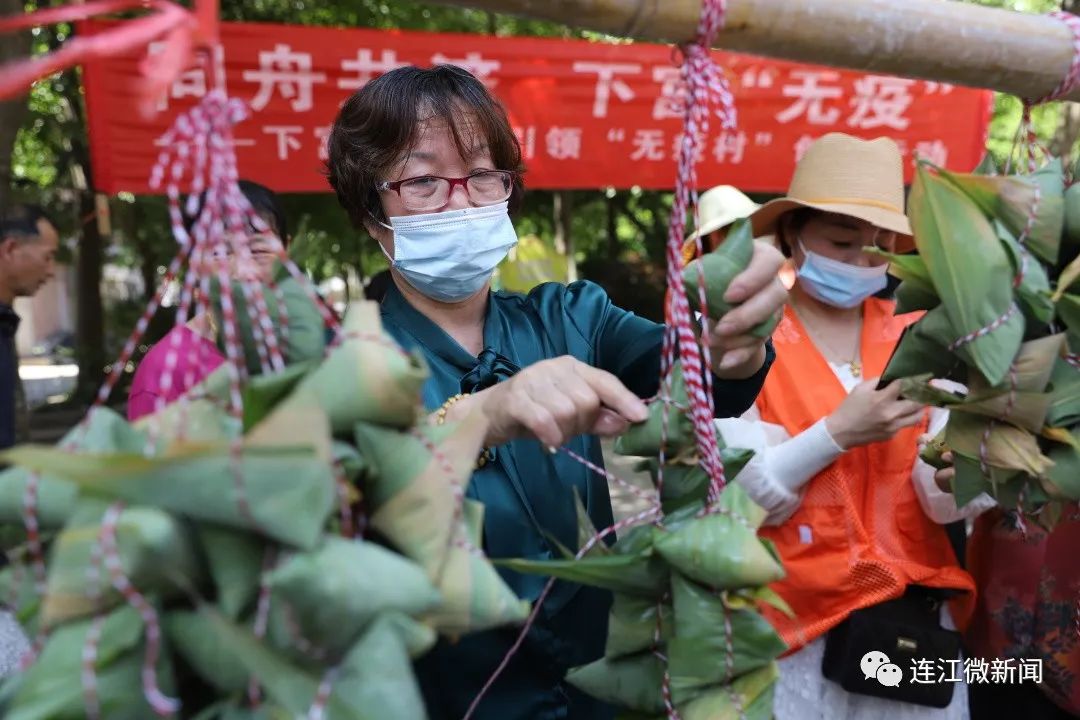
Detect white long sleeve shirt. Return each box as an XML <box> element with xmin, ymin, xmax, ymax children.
<box><xmin>715</xmin><ymin>362</ymin><xmax>998</xmax><ymax>526</ymax></box>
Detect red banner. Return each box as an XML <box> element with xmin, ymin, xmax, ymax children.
<box><xmin>81</xmin><ymin>21</ymin><xmax>993</xmax><ymax>195</ymax></box>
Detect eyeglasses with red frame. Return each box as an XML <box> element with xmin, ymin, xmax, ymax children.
<box><xmin>377</xmin><ymin>170</ymin><xmax>514</xmax><ymax>212</ymax></box>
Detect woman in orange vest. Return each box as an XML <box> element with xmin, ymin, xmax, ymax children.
<box><xmin>714</xmin><ymin>133</ymin><xmax>995</xmax><ymax>719</ymax></box>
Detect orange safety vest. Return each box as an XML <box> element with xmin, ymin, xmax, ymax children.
<box><xmin>756</xmin><ymin>298</ymin><xmax>976</xmax><ymax>654</ymax></box>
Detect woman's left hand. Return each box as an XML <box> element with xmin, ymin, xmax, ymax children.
<box><xmin>707</xmin><ymin>239</ymin><xmax>787</xmax><ymax>379</ymax></box>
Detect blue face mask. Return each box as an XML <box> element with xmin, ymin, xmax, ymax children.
<box><xmin>795</xmin><ymin>240</ymin><xmax>889</xmax><ymax>309</ymax></box>
<box><xmin>379</xmin><ymin>202</ymin><xmax>518</xmax><ymax>303</ymax></box>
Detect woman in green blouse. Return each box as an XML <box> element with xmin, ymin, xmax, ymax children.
<box><xmin>326</xmin><ymin>64</ymin><xmax>788</xmax><ymax>720</ymax></box>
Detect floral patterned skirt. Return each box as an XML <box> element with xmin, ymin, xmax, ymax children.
<box><xmin>965</xmin><ymin>508</ymin><xmax>1080</xmax><ymax>715</ymax></box>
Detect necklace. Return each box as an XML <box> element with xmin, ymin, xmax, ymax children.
<box><xmin>791</xmin><ymin>301</ymin><xmax>863</xmax><ymax>378</ymax></box>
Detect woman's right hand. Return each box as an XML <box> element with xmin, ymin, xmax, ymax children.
<box><xmin>825</xmin><ymin>379</ymin><xmax>926</xmax><ymax>450</ymax></box>
<box><xmin>468</xmin><ymin>356</ymin><xmax>650</xmax><ymax>449</ymax></box>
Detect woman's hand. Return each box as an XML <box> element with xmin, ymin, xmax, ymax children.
<box><xmin>707</xmin><ymin>240</ymin><xmax>787</xmax><ymax>379</ymax></box>
<box><xmin>455</xmin><ymin>356</ymin><xmax>649</xmax><ymax>449</ymax></box>
<box><xmin>933</xmin><ymin>451</ymin><xmax>956</xmax><ymax>492</ymax></box>
<box><xmin>915</xmin><ymin>431</ymin><xmax>959</xmax><ymax>492</ymax></box>
<box><xmin>918</xmin><ymin>433</ymin><xmax>957</xmax><ymax>493</ymax></box>
<box><xmin>825</xmin><ymin>379</ymin><xmax>926</xmax><ymax>450</ymax></box>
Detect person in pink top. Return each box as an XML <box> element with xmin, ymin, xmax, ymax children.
<box><xmin>127</xmin><ymin>181</ymin><xmax>289</xmax><ymax>421</ymax></box>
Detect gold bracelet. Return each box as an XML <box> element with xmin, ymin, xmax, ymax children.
<box><xmin>434</xmin><ymin>393</ymin><xmax>494</xmax><ymax>469</ymax></box>
<box><xmin>435</xmin><ymin>393</ymin><xmax>468</xmax><ymax>426</ymax></box>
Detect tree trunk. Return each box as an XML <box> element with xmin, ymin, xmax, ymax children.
<box><xmin>553</xmin><ymin>191</ymin><xmax>577</xmax><ymax>282</ymax></box>
<box><xmin>0</xmin><ymin>0</ymin><xmax>31</xmax><ymax>203</ymax></box>
<box><xmin>132</xmin><ymin>201</ymin><xmax>159</xmax><ymax>302</ymax></box>
<box><xmin>340</xmin><ymin>268</ymin><xmax>352</xmax><ymax>302</ymax></box>
<box><xmin>1051</xmin><ymin>103</ymin><xmax>1080</xmax><ymax>160</ymax></box>
<box><xmin>62</xmin><ymin>62</ymin><xmax>108</xmax><ymax>399</ymax></box>
<box><xmin>75</xmin><ymin>189</ymin><xmax>106</xmax><ymax>398</ymax></box>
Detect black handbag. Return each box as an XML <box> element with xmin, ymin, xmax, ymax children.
<box><xmin>821</xmin><ymin>585</ymin><xmax>962</xmax><ymax>709</ymax></box>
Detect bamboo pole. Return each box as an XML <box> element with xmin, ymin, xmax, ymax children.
<box><xmin>431</xmin><ymin>0</ymin><xmax>1080</xmax><ymax>102</ymax></box>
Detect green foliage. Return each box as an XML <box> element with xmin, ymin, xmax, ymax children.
<box><xmin>10</xmin><ymin>10</ymin><xmax>82</xmax><ymax>221</ymax></box>
<box><xmin>986</xmin><ymin>95</ymin><xmax>1068</xmax><ymax>170</ymax></box>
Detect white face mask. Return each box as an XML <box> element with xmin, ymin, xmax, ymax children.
<box><xmin>377</xmin><ymin>202</ymin><xmax>518</xmax><ymax>303</ymax></box>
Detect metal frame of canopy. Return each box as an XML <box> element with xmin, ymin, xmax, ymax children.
<box><xmin>422</xmin><ymin>0</ymin><xmax>1080</xmax><ymax>102</ymax></box>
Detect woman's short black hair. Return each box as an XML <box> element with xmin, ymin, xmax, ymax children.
<box><xmin>326</xmin><ymin>64</ymin><xmax>525</xmax><ymax>228</ymax></box>
<box><xmin>181</xmin><ymin>179</ymin><xmax>290</xmax><ymax>248</ymax></box>
<box><xmin>238</xmin><ymin>179</ymin><xmax>289</xmax><ymax>245</ymax></box>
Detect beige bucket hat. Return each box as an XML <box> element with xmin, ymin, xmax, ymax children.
<box><xmin>682</xmin><ymin>185</ymin><xmax>760</xmax><ymax>264</ymax></box>
<box><xmin>748</xmin><ymin>133</ymin><xmax>914</xmax><ymax>252</ymax></box>
<box><xmin>685</xmin><ymin>185</ymin><xmax>761</xmax><ymax>242</ymax></box>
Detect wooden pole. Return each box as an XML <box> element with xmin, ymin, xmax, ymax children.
<box><xmin>424</xmin><ymin>0</ymin><xmax>1080</xmax><ymax>102</ymax></box>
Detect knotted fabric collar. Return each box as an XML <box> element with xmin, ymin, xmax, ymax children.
<box><xmin>460</xmin><ymin>347</ymin><xmax>520</xmax><ymax>394</ymax></box>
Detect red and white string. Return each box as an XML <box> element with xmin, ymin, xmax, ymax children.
<box><xmin>461</xmin><ymin>502</ymin><xmax>661</xmax><ymax>720</ymax></box>
<box><xmin>406</xmin><ymin>427</ymin><xmax>480</xmax><ymax>572</ymax></box>
<box><xmin>1014</xmin><ymin>12</ymin><xmax>1080</xmax><ymax>172</ymax></box>
<box><xmin>947</xmin><ymin>303</ymin><xmax>1020</xmax><ymax>352</ymax></box>
<box><xmin>306</xmin><ymin>666</ymin><xmax>340</xmax><ymax>720</ymax></box>
<box><xmin>247</xmin><ymin>548</ymin><xmax>277</xmax><ymax>706</ymax></box>
<box><xmin>463</xmin><ymin>3</ymin><xmax>746</xmax><ymax>717</ymax></box>
<box><xmin>655</xmin><ymin>1</ymin><xmax>745</xmax><ymax>715</ymax></box>
<box><xmin>663</xmin><ymin>0</ymin><xmax>736</xmax><ymax>497</ymax></box>
<box><xmin>1028</xmin><ymin>12</ymin><xmax>1080</xmax><ymax>106</ymax></box>
<box><xmin>99</xmin><ymin>502</ymin><xmax>179</xmax><ymax>716</ymax></box>
<box><xmin>80</xmin><ymin>520</ymin><xmax>110</xmax><ymax>720</ymax></box>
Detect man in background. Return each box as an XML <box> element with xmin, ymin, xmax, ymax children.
<box><xmin>0</xmin><ymin>204</ymin><xmax>59</xmax><ymax>450</ymax></box>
